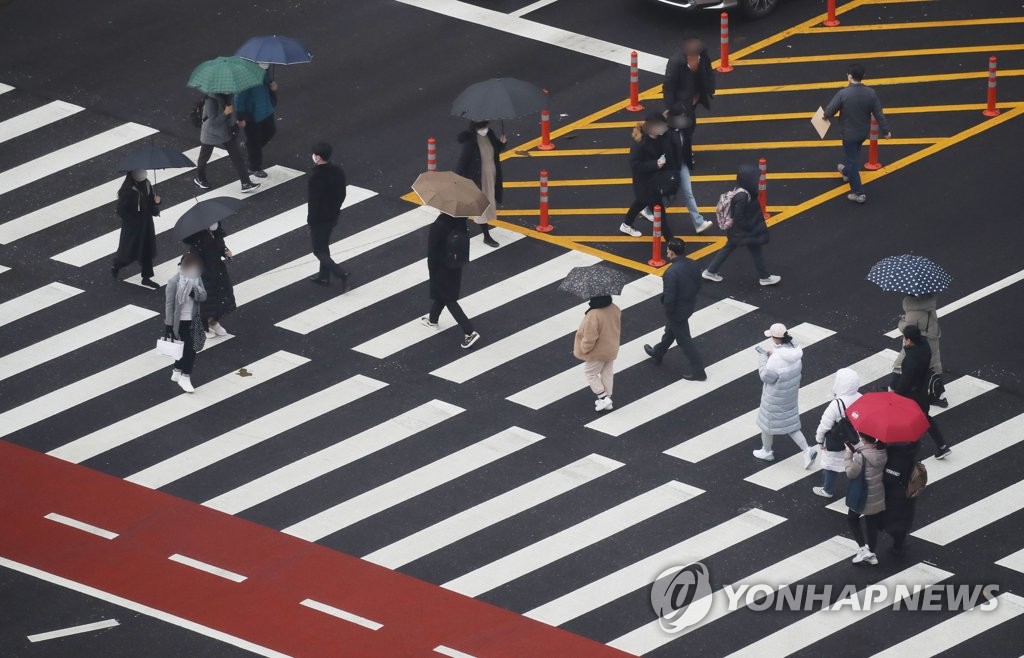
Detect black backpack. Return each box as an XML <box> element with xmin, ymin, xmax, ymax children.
<box><xmin>189</xmin><ymin>98</ymin><xmax>205</xmax><ymax>128</ymax></box>
<box><xmin>927</xmin><ymin>372</ymin><xmax>945</xmax><ymax>402</ymax></box>
<box><xmin>824</xmin><ymin>399</ymin><xmax>857</xmax><ymax>452</ymax></box>
<box><xmin>445</xmin><ymin>230</ymin><xmax>470</xmax><ymax>269</ymax></box>
<box><xmin>654</xmin><ymin>168</ymin><xmax>680</xmax><ymax>198</ymax></box>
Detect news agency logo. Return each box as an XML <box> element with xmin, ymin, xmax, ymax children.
<box><xmin>650</xmin><ymin>562</ymin><xmax>713</xmax><ymax>633</ymax></box>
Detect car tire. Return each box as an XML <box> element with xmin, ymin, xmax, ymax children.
<box><xmin>741</xmin><ymin>0</ymin><xmax>779</xmax><ymax>19</ymax></box>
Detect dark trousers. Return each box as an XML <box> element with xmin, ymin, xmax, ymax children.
<box><xmin>653</xmin><ymin>316</ymin><xmax>705</xmax><ymax>375</ymax></box>
<box><xmin>706</xmin><ymin>242</ymin><xmax>770</xmax><ymax>279</ymax></box>
<box><xmin>309</xmin><ymin>220</ymin><xmax>348</xmax><ymax>280</ymax></box>
<box><xmin>624</xmin><ymin>197</ymin><xmax>676</xmax><ymax>238</ymax></box>
<box><xmin>890</xmin><ymin>531</ymin><xmax>908</xmax><ymax>552</ymax></box>
<box><xmin>430</xmin><ymin>299</ymin><xmax>474</xmax><ymax>334</ymax></box>
<box><xmin>197</xmin><ymin>136</ymin><xmax>250</xmax><ymax>185</ymax></box>
<box><xmin>925</xmin><ymin>414</ymin><xmax>948</xmax><ymax>451</ymax></box>
<box><xmin>848</xmin><ymin>509</ymin><xmax>883</xmax><ymax>551</ymax></box>
<box><xmin>174</xmin><ymin>320</ymin><xmax>197</xmax><ymax>375</ymax></box>
<box><xmin>243</xmin><ymin>115</ymin><xmax>276</xmax><ymax>171</ymax></box>
<box><xmin>112</xmin><ymin>243</ymin><xmax>155</xmax><ymax>279</ymax></box>
<box><xmin>842</xmin><ymin>139</ymin><xmax>865</xmax><ymax>194</ymax></box>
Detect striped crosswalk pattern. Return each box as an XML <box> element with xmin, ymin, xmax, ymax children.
<box><xmin>0</xmin><ymin>282</ymin><xmax>83</xmax><ymax>328</ymax></box>
<box><xmin>913</xmin><ymin>478</ymin><xmax>1024</xmax><ymax>546</ymax></box>
<box><xmin>0</xmin><ymin>100</ymin><xmax>83</xmax><ymax>144</ymax></box>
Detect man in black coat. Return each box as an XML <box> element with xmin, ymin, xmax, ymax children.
<box><xmin>892</xmin><ymin>325</ymin><xmax>951</xmax><ymax>458</ymax></box>
<box><xmin>883</xmin><ymin>441</ymin><xmax>920</xmax><ymax>557</ymax></box>
<box><xmin>663</xmin><ymin>36</ymin><xmax>715</xmax><ymax>143</ymax></box>
<box><xmin>644</xmin><ymin>238</ymin><xmax>706</xmax><ymax>380</ymax></box>
<box><xmin>306</xmin><ymin>142</ymin><xmax>349</xmax><ymax>290</ymax></box>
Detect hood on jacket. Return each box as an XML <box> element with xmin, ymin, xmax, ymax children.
<box><xmin>858</xmin><ymin>444</ymin><xmax>887</xmax><ymax>467</ymax></box>
<box><xmin>770</xmin><ymin>342</ymin><xmax>803</xmax><ymax>366</ymax></box>
<box><xmin>902</xmin><ymin>294</ymin><xmax>937</xmax><ymax>312</ymax></box>
<box><xmin>832</xmin><ymin>367</ymin><xmax>861</xmax><ymax>398</ymax></box>
<box><xmin>736</xmin><ymin>164</ymin><xmax>759</xmax><ymax>196</ymax></box>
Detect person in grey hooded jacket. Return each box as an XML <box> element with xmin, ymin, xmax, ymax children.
<box><xmin>813</xmin><ymin>368</ymin><xmax>863</xmax><ymax>498</ymax></box>
<box><xmin>194</xmin><ymin>93</ymin><xmax>259</xmax><ymax>193</ymax></box>
<box><xmin>754</xmin><ymin>323</ymin><xmax>816</xmax><ymax>469</ymax></box>
<box><xmin>846</xmin><ymin>434</ymin><xmax>887</xmax><ymax>565</ymax></box>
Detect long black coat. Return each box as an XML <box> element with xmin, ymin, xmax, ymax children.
<box><xmin>184</xmin><ymin>225</ymin><xmax>236</xmax><ymax>320</ymax></box>
<box><xmin>892</xmin><ymin>340</ymin><xmax>931</xmax><ymax>411</ymax></box>
<box><xmin>883</xmin><ymin>442</ymin><xmax>919</xmax><ymax>535</ymax></box>
<box><xmin>427</xmin><ymin>213</ymin><xmax>467</xmax><ymax>303</ymax></box>
<box><xmin>307</xmin><ymin>162</ymin><xmax>347</xmax><ymax>225</ymax></box>
<box><xmin>455</xmin><ymin>129</ymin><xmax>505</xmax><ymax>204</ymax></box>
<box><xmin>114</xmin><ymin>175</ymin><xmax>158</xmax><ymax>264</ymax></box>
<box><xmin>726</xmin><ymin>165</ymin><xmax>769</xmax><ymax>247</ymax></box>
<box><xmin>663</xmin><ymin>47</ymin><xmax>716</xmax><ymax>111</ymax></box>
<box><xmin>629</xmin><ymin>133</ymin><xmax>664</xmax><ymax>204</ymax></box>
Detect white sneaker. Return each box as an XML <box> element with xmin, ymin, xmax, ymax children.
<box><xmin>695</xmin><ymin>220</ymin><xmax>713</xmax><ymax>233</ymax></box>
<box><xmin>205</xmin><ymin>330</ymin><xmax>216</xmax><ymax>339</ymax></box>
<box><xmin>812</xmin><ymin>486</ymin><xmax>833</xmax><ymax>498</ymax></box>
<box><xmin>170</xmin><ymin>369</ymin><xmax>181</xmax><ymax>383</ymax></box>
<box><xmin>420</xmin><ymin>316</ymin><xmax>439</xmax><ymax>329</ymax></box>
<box><xmin>862</xmin><ymin>552</ymin><xmax>878</xmax><ymax>565</ymax></box>
<box><xmin>803</xmin><ymin>448</ymin><xmax>817</xmax><ymax>470</ymax></box>
<box><xmin>210</xmin><ymin>322</ymin><xmax>227</xmax><ymax>337</ymax></box>
<box><xmin>619</xmin><ymin>223</ymin><xmax>642</xmax><ymax>237</ymax></box>
<box><xmin>838</xmin><ymin>163</ymin><xmax>849</xmax><ymax>182</ymax></box>
<box><xmin>759</xmin><ymin>275</ymin><xmax>782</xmax><ymax>286</ymax></box>
<box><xmin>640</xmin><ymin>207</ymin><xmax>655</xmax><ymax>222</ymax></box>
<box><xmin>595</xmin><ymin>397</ymin><xmax>613</xmax><ymax>412</ymax></box>
<box><xmin>852</xmin><ymin>546</ymin><xmax>877</xmax><ymax>565</ymax></box>
<box><xmin>461</xmin><ymin>332</ymin><xmax>480</xmax><ymax>349</ymax></box>
<box><xmin>847</xmin><ymin>193</ymin><xmax>867</xmax><ymax>204</ymax></box>
<box><xmin>702</xmin><ymin>270</ymin><xmax>723</xmax><ymax>282</ymax></box>
<box><xmin>177</xmin><ymin>375</ymin><xmax>195</xmax><ymax>393</ymax></box>
<box><xmin>752</xmin><ymin>448</ymin><xmax>775</xmax><ymax>462</ymax></box>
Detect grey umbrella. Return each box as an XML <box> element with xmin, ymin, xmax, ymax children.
<box><xmin>173</xmin><ymin>197</ymin><xmax>243</xmax><ymax>242</ymax></box>
<box><xmin>558</xmin><ymin>264</ymin><xmax>631</xmax><ymax>300</ymax></box>
<box><xmin>451</xmin><ymin>77</ymin><xmax>547</xmax><ymax>121</ymax></box>
<box><xmin>867</xmin><ymin>254</ymin><xmax>952</xmax><ymax>296</ymax></box>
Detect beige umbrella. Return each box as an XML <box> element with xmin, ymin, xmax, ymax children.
<box><xmin>412</xmin><ymin>171</ymin><xmax>490</xmax><ymax>218</ymax></box>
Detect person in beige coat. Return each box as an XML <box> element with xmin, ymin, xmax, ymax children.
<box><xmin>845</xmin><ymin>434</ymin><xmax>887</xmax><ymax>565</ymax></box>
<box><xmin>894</xmin><ymin>293</ymin><xmax>941</xmax><ymax>372</ymax></box>
<box><xmin>573</xmin><ymin>295</ymin><xmax>622</xmax><ymax>412</ymax></box>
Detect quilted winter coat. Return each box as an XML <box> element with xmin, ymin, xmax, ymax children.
<box><xmin>756</xmin><ymin>342</ymin><xmax>804</xmax><ymax>435</ymax></box>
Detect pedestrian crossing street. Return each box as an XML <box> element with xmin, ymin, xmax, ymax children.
<box><xmin>2</xmin><ymin>83</ymin><xmax>1024</xmax><ymax>655</ymax></box>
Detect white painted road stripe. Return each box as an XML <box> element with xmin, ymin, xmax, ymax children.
<box><xmin>0</xmin><ymin>557</ymin><xmax>288</xmax><ymax>657</ymax></box>
<box><xmin>0</xmin><ymin>122</ymin><xmax>157</xmax><ymax>196</ymax></box>
<box><xmin>43</xmin><ymin>512</ymin><xmax>119</xmax><ymax>540</ymax></box>
<box><xmin>355</xmin><ymin>250</ymin><xmax>600</xmax><ymax>358</ymax></box>
<box><xmin>442</xmin><ymin>481</ymin><xmax>704</xmax><ymax>598</ymax></box>
<box><xmin>0</xmin><ymin>100</ymin><xmax>84</xmax><ymax>144</ymax></box>
<box><xmin>204</xmin><ymin>400</ymin><xmax>465</xmax><ymax>514</ymax></box>
<box><xmin>283</xmin><ymin>426</ymin><xmax>545</xmax><ymax>542</ymax></box>
<box><xmin>871</xmin><ymin>593</ymin><xmax>1024</xmax><ymax>658</ymax></box>
<box><xmin>995</xmin><ymin>547</ymin><xmax>1024</xmax><ymax>575</ymax></box>
<box><xmin>434</xmin><ymin>646</ymin><xmax>477</xmax><ymax>658</ymax></box>
<box><xmin>432</xmin><ymin>274</ymin><xmax>664</xmax><ymax>384</ymax></box>
<box><xmin>27</xmin><ymin>619</ymin><xmax>120</xmax><ymax>643</ymax></box>
<box><xmin>509</xmin><ymin>0</ymin><xmax>560</xmax><ymax>18</ymax></box>
<box><xmin>276</xmin><ymin>230</ymin><xmax>525</xmax><ymax>335</ymax></box>
<box><xmin>0</xmin><ymin>281</ymin><xmax>83</xmax><ymax>328</ymax></box>
<box><xmin>48</xmin><ymin>351</ymin><xmax>309</xmax><ymax>464</ymax></box>
<box><xmin>913</xmin><ymin>478</ymin><xmax>1024</xmax><ymax>546</ymax></box>
<box><xmin>0</xmin><ymin>305</ymin><xmax>156</xmax><ymax>384</ymax></box>
<box><xmin>299</xmin><ymin>598</ymin><xmax>383</xmax><ymax>631</ymax></box>
<box><xmin>168</xmin><ymin>553</ymin><xmax>247</xmax><ymax>583</ymax></box>
<box><xmin>0</xmin><ymin>146</ymin><xmax>224</xmax><ymax>245</ymax></box>
<box><xmin>527</xmin><ymin>508</ymin><xmax>785</xmax><ymax>627</ymax></box>
<box><xmin>52</xmin><ymin>165</ymin><xmax>303</xmax><ymax>267</ymax></box>
<box><xmin>364</xmin><ymin>453</ymin><xmax>624</xmax><ymax>569</ymax></box>
<box><xmin>126</xmin><ymin>375</ymin><xmax>388</xmax><ymax>489</ymax></box>
<box><xmin>507</xmin><ymin>298</ymin><xmax>757</xmax><ymax>410</ymax></box>
<box><xmin>608</xmin><ymin>536</ymin><xmax>859</xmax><ymax>655</ymax></box>
<box><xmin>725</xmin><ymin>563</ymin><xmax>954</xmax><ymax>658</ymax></box>
<box><xmin>589</xmin><ymin>323</ymin><xmax>836</xmax><ymax>437</ymax></box>
<box><xmin>0</xmin><ymin>83</ymin><xmax>12</xmax><ymax>94</ymax></box>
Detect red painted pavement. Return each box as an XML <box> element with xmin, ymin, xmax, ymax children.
<box><xmin>0</xmin><ymin>440</ymin><xmax>631</xmax><ymax>657</ymax></box>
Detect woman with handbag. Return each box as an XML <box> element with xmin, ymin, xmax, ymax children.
<box><xmin>164</xmin><ymin>253</ymin><xmax>207</xmax><ymax>393</ymax></box>
<box><xmin>845</xmin><ymin>433</ymin><xmax>887</xmax><ymax>565</ymax></box>
<box><xmin>620</xmin><ymin>111</ymin><xmax>670</xmax><ymax>238</ymax></box>
<box><xmin>812</xmin><ymin>368</ymin><xmax>862</xmax><ymax>498</ymax></box>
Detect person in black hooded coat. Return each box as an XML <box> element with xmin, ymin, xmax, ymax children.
<box><xmin>422</xmin><ymin>213</ymin><xmax>479</xmax><ymax>349</ymax></box>
<box><xmin>882</xmin><ymin>440</ymin><xmax>919</xmax><ymax>557</ymax></box>
<box><xmin>111</xmin><ymin>170</ymin><xmax>160</xmax><ymax>288</ymax></box>
<box><xmin>184</xmin><ymin>222</ymin><xmax>236</xmax><ymax>337</ymax></box>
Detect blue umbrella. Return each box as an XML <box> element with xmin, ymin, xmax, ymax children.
<box><xmin>236</xmin><ymin>35</ymin><xmax>312</xmax><ymax>65</ymax></box>
<box><xmin>867</xmin><ymin>254</ymin><xmax>952</xmax><ymax>296</ymax></box>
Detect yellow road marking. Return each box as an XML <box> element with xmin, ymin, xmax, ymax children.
<box><xmin>801</xmin><ymin>16</ymin><xmax>1024</xmax><ymax>33</ymax></box>
<box><xmin>504</xmin><ymin>172</ymin><xmax>852</xmax><ymax>188</ymax></box>
<box><xmin>511</xmin><ymin>138</ymin><xmax>940</xmax><ymax>157</ymax></box>
<box><xmin>713</xmin><ymin>69</ymin><xmax>1024</xmax><ymax>96</ymax></box>
<box><xmin>727</xmin><ymin>0</ymin><xmax>872</xmax><ymax>62</ymax></box>
<box><xmin>734</xmin><ymin>43</ymin><xmax>1024</xmax><ymax>66</ymax></box>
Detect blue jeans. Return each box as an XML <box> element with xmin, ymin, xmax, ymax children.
<box><xmin>842</xmin><ymin>139</ymin><xmax>864</xmax><ymax>194</ymax></box>
<box><xmin>822</xmin><ymin>469</ymin><xmax>838</xmax><ymax>495</ymax></box>
<box><xmin>678</xmin><ymin>165</ymin><xmax>704</xmax><ymax>229</ymax></box>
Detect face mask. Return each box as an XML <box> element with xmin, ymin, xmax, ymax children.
<box><xmin>259</xmin><ymin>63</ymin><xmax>270</xmax><ymax>70</ymax></box>
<box><xmin>209</xmin><ymin>222</ymin><xmax>219</xmax><ymax>231</ymax></box>
<box><xmin>476</xmin><ymin>128</ymin><xmax>489</xmax><ymax>136</ymax></box>
<box><xmin>131</xmin><ymin>169</ymin><xmax>147</xmax><ymax>182</ymax></box>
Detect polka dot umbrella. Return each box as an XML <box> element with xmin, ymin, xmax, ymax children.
<box><xmin>866</xmin><ymin>254</ymin><xmax>952</xmax><ymax>296</ymax></box>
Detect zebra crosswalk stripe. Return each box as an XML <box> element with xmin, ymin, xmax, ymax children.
<box><xmin>0</xmin><ymin>282</ymin><xmax>83</xmax><ymax>329</ymax></box>
<box><xmin>0</xmin><ymin>100</ymin><xmax>84</xmax><ymax>144</ymax></box>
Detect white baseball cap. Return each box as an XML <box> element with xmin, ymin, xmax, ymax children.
<box><xmin>764</xmin><ymin>323</ymin><xmax>788</xmax><ymax>338</ymax></box>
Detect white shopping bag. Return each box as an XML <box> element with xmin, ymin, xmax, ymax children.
<box><xmin>155</xmin><ymin>337</ymin><xmax>184</xmax><ymax>360</ymax></box>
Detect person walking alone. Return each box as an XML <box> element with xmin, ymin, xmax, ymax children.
<box><xmin>846</xmin><ymin>433</ymin><xmax>887</xmax><ymax>565</ymax></box>
<box><xmin>164</xmin><ymin>252</ymin><xmax>207</xmax><ymax>393</ymax></box>
<box><xmin>813</xmin><ymin>368</ymin><xmax>863</xmax><ymax>498</ymax></box>
<box><xmin>184</xmin><ymin>221</ymin><xmax>235</xmax><ymax>339</ymax></box>
<box><xmin>574</xmin><ymin>295</ymin><xmax>622</xmax><ymax>412</ymax></box>
<box><xmin>822</xmin><ymin>63</ymin><xmax>892</xmax><ymax>204</ymax></box>
<box><xmin>891</xmin><ymin>325</ymin><xmax>952</xmax><ymax>458</ymax></box>
<box><xmin>194</xmin><ymin>93</ymin><xmax>260</xmax><ymax>193</ymax></box>
<box><xmin>661</xmin><ymin>104</ymin><xmax>713</xmax><ymax>234</ymax></box>
<box><xmin>663</xmin><ymin>35</ymin><xmax>715</xmax><ymax>141</ymax></box>
<box><xmin>421</xmin><ymin>213</ymin><xmax>480</xmax><ymax>349</ymax></box>
<box><xmin>306</xmin><ymin>142</ymin><xmax>350</xmax><ymax>289</ymax></box>
<box><xmin>621</xmin><ymin>111</ymin><xmax>670</xmax><ymax>238</ymax></box>
<box><xmin>753</xmin><ymin>323</ymin><xmax>817</xmax><ymax>468</ymax></box>
<box><xmin>702</xmin><ymin>164</ymin><xmax>781</xmax><ymax>287</ymax></box>
<box><xmin>111</xmin><ymin>169</ymin><xmax>160</xmax><ymax>289</ymax></box>
<box><xmin>643</xmin><ymin>238</ymin><xmax>706</xmax><ymax>380</ymax></box>
<box><xmin>456</xmin><ymin>120</ymin><xmax>505</xmax><ymax>248</ymax></box>
<box><xmin>234</xmin><ymin>63</ymin><xmax>278</xmax><ymax>178</ymax></box>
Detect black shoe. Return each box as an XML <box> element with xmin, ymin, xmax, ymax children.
<box><xmin>338</xmin><ymin>271</ymin><xmax>350</xmax><ymax>293</ymax></box>
<box><xmin>889</xmin><ymin>544</ymin><xmax>908</xmax><ymax>559</ymax></box>
<box><xmin>644</xmin><ymin>344</ymin><xmax>662</xmax><ymax>365</ymax></box>
<box><xmin>483</xmin><ymin>236</ymin><xmax>499</xmax><ymax>248</ymax></box>
<box><xmin>241</xmin><ymin>181</ymin><xmax>261</xmax><ymax>194</ymax></box>
<box><xmin>931</xmin><ymin>397</ymin><xmax>949</xmax><ymax>408</ymax></box>
<box><xmin>308</xmin><ymin>275</ymin><xmax>329</xmax><ymax>286</ymax></box>
<box><xmin>140</xmin><ymin>278</ymin><xmax>160</xmax><ymax>289</ymax></box>
<box><xmin>935</xmin><ymin>445</ymin><xmax>952</xmax><ymax>460</ymax></box>
<box><xmin>249</xmin><ymin>169</ymin><xmax>268</xmax><ymax>178</ymax></box>
<box><xmin>682</xmin><ymin>372</ymin><xmax>708</xmax><ymax>382</ymax></box>
<box><xmin>193</xmin><ymin>177</ymin><xmax>211</xmax><ymax>190</ymax></box>
<box><xmin>111</xmin><ymin>264</ymin><xmax>120</xmax><ymax>279</ymax></box>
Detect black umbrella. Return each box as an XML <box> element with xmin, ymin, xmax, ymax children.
<box><xmin>451</xmin><ymin>78</ymin><xmax>547</xmax><ymax>122</ymax></box>
<box><xmin>118</xmin><ymin>147</ymin><xmax>195</xmax><ymax>173</ymax></box>
<box><xmin>558</xmin><ymin>264</ymin><xmax>631</xmax><ymax>300</ymax></box>
<box><xmin>867</xmin><ymin>254</ymin><xmax>952</xmax><ymax>296</ymax></box>
<box><xmin>173</xmin><ymin>197</ymin><xmax>242</xmax><ymax>242</ymax></box>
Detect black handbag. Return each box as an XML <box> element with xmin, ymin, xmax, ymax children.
<box><xmin>823</xmin><ymin>399</ymin><xmax>857</xmax><ymax>452</ymax></box>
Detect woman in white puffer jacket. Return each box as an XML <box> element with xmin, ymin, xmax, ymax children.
<box><xmin>754</xmin><ymin>323</ymin><xmax>816</xmax><ymax>469</ymax></box>
<box><xmin>812</xmin><ymin>368</ymin><xmax>862</xmax><ymax>498</ymax></box>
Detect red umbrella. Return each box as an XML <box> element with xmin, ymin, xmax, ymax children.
<box><xmin>846</xmin><ymin>392</ymin><xmax>929</xmax><ymax>444</ymax></box>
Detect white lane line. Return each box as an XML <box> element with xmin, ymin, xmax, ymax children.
<box><xmin>0</xmin><ymin>337</ymin><xmax>234</xmax><ymax>436</ymax></box>
<box><xmin>27</xmin><ymin>619</ymin><xmax>120</xmax><ymax>643</ymax></box>
<box><xmin>434</xmin><ymin>646</ymin><xmax>477</xmax><ymax>658</ymax></box>
<box><xmin>0</xmin><ymin>265</ymin><xmax>8</xmax><ymax>274</ymax></box>
<box><xmin>0</xmin><ymin>122</ymin><xmax>157</xmax><ymax>196</ymax></box>
<box><xmin>527</xmin><ymin>508</ymin><xmax>785</xmax><ymax>627</ymax></box>
<box><xmin>442</xmin><ymin>481</ymin><xmax>704</xmax><ymax>598</ymax></box>
<box><xmin>167</xmin><ymin>553</ymin><xmax>247</xmax><ymax>583</ymax></box>
<box><xmin>725</xmin><ymin>563</ymin><xmax>954</xmax><ymax>658</ymax></box>
<box><xmin>913</xmin><ymin>478</ymin><xmax>1024</xmax><ymax>546</ymax></box>
<box><xmin>0</xmin><ymin>83</ymin><xmax>12</xmax><ymax>94</ymax></box>
<box><xmin>299</xmin><ymin>598</ymin><xmax>383</xmax><ymax>631</ymax></box>
<box><xmin>43</xmin><ymin>513</ymin><xmax>119</xmax><ymax>540</ymax></box>
<box><xmin>276</xmin><ymin>230</ymin><xmax>525</xmax><ymax>335</ymax></box>
<box><xmin>364</xmin><ymin>453</ymin><xmax>624</xmax><ymax>569</ymax></box>
<box><xmin>233</xmin><ymin>205</ymin><xmax>438</xmax><ymax>306</ymax></box>
<box><xmin>47</xmin><ymin>351</ymin><xmax>309</xmax><ymax>464</ymax></box>
<box><xmin>0</xmin><ymin>146</ymin><xmax>225</xmax><ymax>245</ymax></box>
<box><xmin>204</xmin><ymin>400</ymin><xmax>465</xmax><ymax>515</ymax></box>
<box><xmin>126</xmin><ymin>186</ymin><xmax>377</xmax><ymax>287</ymax></box>
<box><xmin>608</xmin><ymin>536</ymin><xmax>858</xmax><ymax>655</ymax></box>
<box><xmin>871</xmin><ymin>593</ymin><xmax>1024</xmax><ymax>658</ymax></box>
<box><xmin>127</xmin><ymin>375</ymin><xmax>388</xmax><ymax>489</ymax></box>
<box><xmin>0</xmin><ymin>100</ymin><xmax>84</xmax><ymax>144</ymax></box>
<box><xmin>393</xmin><ymin>0</ymin><xmax>666</xmax><ymax>73</ymax></box>
<box><xmin>283</xmin><ymin>426</ymin><xmax>545</xmax><ymax>542</ymax></box>
<box><xmin>588</xmin><ymin>322</ymin><xmax>836</xmax><ymax>437</ymax></box>
<box><xmin>432</xmin><ymin>274</ymin><xmax>664</xmax><ymax>384</ymax></box>
<box><xmin>355</xmin><ymin>250</ymin><xmax>600</xmax><ymax>358</ymax></box>
<box><xmin>0</xmin><ymin>305</ymin><xmax>156</xmax><ymax>384</ymax></box>
<box><xmin>0</xmin><ymin>282</ymin><xmax>83</xmax><ymax>328</ymax></box>
<box><xmin>508</xmin><ymin>298</ymin><xmax>757</xmax><ymax>410</ymax></box>
<box><xmin>52</xmin><ymin>165</ymin><xmax>303</xmax><ymax>267</ymax></box>
<box><xmin>510</xmin><ymin>0</ymin><xmax>560</xmax><ymax>18</ymax></box>
<box><xmin>995</xmin><ymin>547</ymin><xmax>1024</xmax><ymax>575</ymax></box>
<box><xmin>0</xmin><ymin>557</ymin><xmax>287</xmax><ymax>657</ymax></box>
<box><xmin>884</xmin><ymin>268</ymin><xmax>1024</xmax><ymax>338</ymax></box>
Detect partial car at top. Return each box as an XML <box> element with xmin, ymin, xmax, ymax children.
<box><xmin>651</xmin><ymin>0</ymin><xmax>780</xmax><ymax>19</ymax></box>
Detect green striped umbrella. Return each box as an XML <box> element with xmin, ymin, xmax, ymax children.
<box><xmin>187</xmin><ymin>56</ymin><xmax>265</xmax><ymax>94</ymax></box>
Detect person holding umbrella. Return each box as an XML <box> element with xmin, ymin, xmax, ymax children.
<box><xmin>234</xmin><ymin>63</ymin><xmax>278</xmax><ymax>178</ymax></box>
<box><xmin>643</xmin><ymin>238</ymin><xmax>705</xmax><ymax>380</ymax></box>
<box><xmin>882</xmin><ymin>439</ymin><xmax>921</xmax><ymax>558</ymax></box>
<box><xmin>164</xmin><ymin>252</ymin><xmax>207</xmax><ymax>393</ymax></box>
<box><xmin>891</xmin><ymin>325</ymin><xmax>952</xmax><ymax>459</ymax></box>
<box><xmin>455</xmin><ymin>120</ymin><xmax>505</xmax><ymax>248</ymax></box>
<box><xmin>111</xmin><ymin>169</ymin><xmax>160</xmax><ymax>289</ymax></box>
<box><xmin>184</xmin><ymin>220</ymin><xmax>236</xmax><ymax>339</ymax></box>
<box><xmin>194</xmin><ymin>93</ymin><xmax>259</xmax><ymax>193</ymax></box>
<box><xmin>894</xmin><ymin>293</ymin><xmax>945</xmax><ymax>406</ymax></box>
